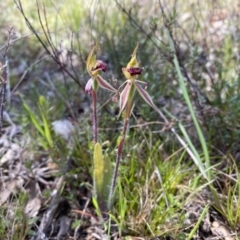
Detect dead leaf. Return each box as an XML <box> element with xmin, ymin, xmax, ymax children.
<box><xmin>24</xmin><ymin>197</ymin><xmax>41</xmax><ymax>217</ymax></box>
<box><xmin>0</xmin><ymin>179</ymin><xmax>17</xmax><ymax>206</ymax></box>
<box><xmin>211</xmin><ymin>221</ymin><xmax>234</xmax><ymax>240</ymax></box>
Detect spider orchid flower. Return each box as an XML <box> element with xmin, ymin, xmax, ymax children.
<box><xmin>119</xmin><ymin>43</ymin><xmax>156</xmax><ymax>118</ymax></box>
<box><xmin>85</xmin><ymin>46</ymin><xmax>117</xmax><ymax>94</ymax></box>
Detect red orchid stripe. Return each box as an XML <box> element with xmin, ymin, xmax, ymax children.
<box><xmin>134</xmin><ymin>82</ymin><xmax>157</xmax><ymax>111</ymax></box>
<box><xmin>95</xmin><ymin>75</ymin><xmax>117</xmax><ymax>92</ymax></box>
<box><xmin>119</xmin><ymin>82</ymin><xmax>132</xmax><ymax>118</ymax></box>
<box><xmin>135</xmin><ymin>79</ymin><xmax>148</xmax><ymax>86</ymax></box>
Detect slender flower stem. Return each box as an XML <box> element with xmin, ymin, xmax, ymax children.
<box><xmin>109</xmin><ymin>117</ymin><xmax>129</xmax><ymax>207</ymax></box>
<box><xmin>92</xmin><ymin>89</ymin><xmax>98</xmax><ymax>143</ymax></box>
<box><xmin>109</xmin><ymin>102</ymin><xmax>131</xmax><ymax>207</ymax></box>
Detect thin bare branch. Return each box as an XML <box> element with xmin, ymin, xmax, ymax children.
<box><xmin>14</xmin><ymin>0</ymin><xmax>83</xmax><ymax>89</ymax></box>
<box><xmin>0</xmin><ymin>28</ymin><xmax>14</xmax><ymax>137</ymax></box>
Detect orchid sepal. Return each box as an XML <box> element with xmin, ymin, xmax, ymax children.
<box><xmin>86</xmin><ymin>46</ymin><xmax>97</xmax><ymax>74</ymax></box>
<box><xmin>96</xmin><ymin>75</ymin><xmax>117</xmax><ymax>93</ymax></box>
<box><xmin>118</xmin><ymin>81</ymin><xmax>135</xmax><ymax>118</ymax></box>
<box><xmin>127</xmin><ymin>43</ymin><xmax>139</xmax><ymax>68</ymax></box>
<box><xmin>134</xmin><ymin>81</ymin><xmax>157</xmax><ymax>111</ymax></box>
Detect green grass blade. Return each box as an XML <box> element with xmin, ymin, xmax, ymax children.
<box><xmin>186</xmin><ymin>204</ymin><xmax>209</xmax><ymax>240</ymax></box>
<box><xmin>167</xmin><ymin>29</ymin><xmax>211</xmax><ymax>180</ymax></box>
<box><xmin>178</xmin><ymin>122</ymin><xmax>207</xmax><ymax>179</ymax></box>
<box><xmin>40</xmin><ymin>112</ymin><xmax>53</xmax><ymax>148</ymax></box>
<box><xmin>23</xmin><ymin>101</ymin><xmax>45</xmax><ymax>137</ymax></box>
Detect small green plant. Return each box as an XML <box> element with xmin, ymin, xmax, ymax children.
<box><xmin>85</xmin><ymin>46</ymin><xmax>117</xmax><ymax>213</ymax></box>
<box><xmin>85</xmin><ymin>45</ymin><xmax>117</xmax><ymax>143</ymax></box>
<box><xmin>85</xmin><ymin>44</ymin><xmax>163</xmax><ymax>213</ymax></box>
<box><xmin>110</xmin><ymin>43</ymin><xmax>160</xmax><ymax>206</ymax></box>
<box><xmin>0</xmin><ymin>192</ymin><xmax>31</xmax><ymax>240</ymax></box>
<box><xmin>23</xmin><ymin>95</ymin><xmax>53</xmax><ymax>150</ymax></box>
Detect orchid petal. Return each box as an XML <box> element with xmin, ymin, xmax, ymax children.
<box><xmin>134</xmin><ymin>82</ymin><xmax>158</xmax><ymax>111</ymax></box>
<box><xmin>85</xmin><ymin>78</ymin><xmax>93</xmax><ymax>94</ymax></box>
<box><xmin>119</xmin><ymin>81</ymin><xmax>134</xmax><ymax>118</ymax></box>
<box><xmin>135</xmin><ymin>79</ymin><xmax>148</xmax><ymax>89</ymax></box>
<box><xmin>95</xmin><ymin>75</ymin><xmax>117</xmax><ymax>92</ymax></box>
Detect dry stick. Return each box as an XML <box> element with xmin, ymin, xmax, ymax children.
<box><xmin>14</xmin><ymin>0</ymin><xmax>83</xmax><ymax>89</ymax></box>
<box><xmin>157</xmin><ymin>0</ymin><xmax>211</xmax><ymax>106</ymax></box>
<box><xmin>37</xmin><ymin>0</ymin><xmax>59</xmax><ymax>61</ymax></box>
<box><xmin>0</xmin><ymin>28</ymin><xmax>13</xmax><ymax>137</ymax></box>
<box><xmin>0</xmin><ymin>62</ymin><xmax>7</xmax><ymax>138</ymax></box>
<box><xmin>41</xmin><ymin>0</ymin><xmax>57</xmax><ymax>56</ymax></box>
<box><xmin>11</xmin><ymin>55</ymin><xmax>50</xmax><ymax>95</ymax></box>
<box><xmin>43</xmin><ymin>72</ymin><xmax>76</xmax><ymax>118</ymax></box>
<box><xmin>69</xmin><ymin>33</ymin><xmax>80</xmax><ymax>84</ymax></box>
<box><xmin>115</xmin><ymin>0</ymin><xmax>160</xmax><ymax>50</ymax></box>
<box><xmin>98</xmin><ymin>121</ymin><xmax>165</xmax><ymax>132</ymax></box>
<box><xmin>38</xmin><ymin>0</ymin><xmax>82</xmax><ymax>93</ymax></box>
<box><xmin>36</xmin><ymin>0</ymin><xmax>79</xmax><ymax>99</ymax></box>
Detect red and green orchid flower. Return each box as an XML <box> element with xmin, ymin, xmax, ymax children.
<box><xmin>118</xmin><ymin>43</ymin><xmax>156</xmax><ymax>118</ymax></box>
<box><xmin>85</xmin><ymin>46</ymin><xmax>117</xmax><ymax>144</ymax></box>
<box><xmin>85</xmin><ymin>46</ymin><xmax>117</xmax><ymax>94</ymax></box>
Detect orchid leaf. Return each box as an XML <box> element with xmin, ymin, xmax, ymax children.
<box><xmin>94</xmin><ymin>143</ymin><xmax>104</xmax><ymax>196</ymax></box>
<box><xmin>93</xmin><ymin>142</ymin><xmax>113</xmax><ymax>211</ymax></box>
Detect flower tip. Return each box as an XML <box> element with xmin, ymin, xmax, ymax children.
<box><xmin>85</xmin><ymin>89</ymin><xmax>91</xmax><ymax>95</ymax></box>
